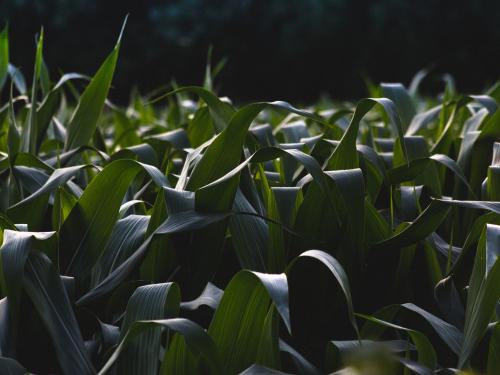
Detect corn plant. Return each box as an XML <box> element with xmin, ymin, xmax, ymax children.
<box><xmin>0</xmin><ymin>22</ymin><xmax>500</xmax><ymax>375</ymax></box>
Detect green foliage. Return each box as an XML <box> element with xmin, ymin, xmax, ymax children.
<box><xmin>0</xmin><ymin>25</ymin><xmax>500</xmax><ymax>375</ymax></box>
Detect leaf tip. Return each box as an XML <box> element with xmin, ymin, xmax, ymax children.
<box><xmin>116</xmin><ymin>14</ymin><xmax>129</xmax><ymax>47</ymax></box>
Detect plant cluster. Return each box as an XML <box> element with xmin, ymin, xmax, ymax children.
<box><xmin>0</xmin><ymin>24</ymin><xmax>500</xmax><ymax>375</ymax></box>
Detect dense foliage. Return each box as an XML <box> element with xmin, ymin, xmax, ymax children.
<box><xmin>1</xmin><ymin>23</ymin><xmax>500</xmax><ymax>375</ymax></box>
<box><xmin>2</xmin><ymin>0</ymin><xmax>499</xmax><ymax>101</ymax></box>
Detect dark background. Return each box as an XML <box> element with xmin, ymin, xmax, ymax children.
<box><xmin>2</xmin><ymin>0</ymin><xmax>500</xmax><ymax>103</ymax></box>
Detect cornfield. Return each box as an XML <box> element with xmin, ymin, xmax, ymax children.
<box><xmin>1</xmin><ymin>21</ymin><xmax>500</xmax><ymax>375</ymax></box>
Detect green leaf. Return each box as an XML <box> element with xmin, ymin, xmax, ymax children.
<box><xmin>76</xmin><ymin>210</ymin><xmax>229</xmax><ymax>306</ymax></box>
<box><xmin>358</xmin><ymin>303</ymin><xmax>460</xmax><ymax>369</ymax></box>
<box><xmin>99</xmin><ymin>318</ymin><xmax>223</xmax><ymax>375</ymax></box>
<box><xmin>150</xmin><ymin>86</ymin><xmax>235</xmax><ymax>132</ymax></box>
<box><xmin>0</xmin><ymin>230</ymin><xmax>56</xmax><ymax>354</ymax></box>
<box><xmin>239</xmin><ymin>364</ymin><xmax>291</xmax><ymax>374</ymax></box>
<box><xmin>373</xmin><ymin>200</ymin><xmax>450</xmax><ymax>250</ymax></box>
<box><xmin>488</xmin><ymin>322</ymin><xmax>500</xmax><ymax>374</ymax></box>
<box><xmin>90</xmin><ymin>214</ymin><xmax>150</xmax><ymax>287</ymax></box>
<box><xmin>325</xmin><ymin>168</ymin><xmax>366</xmax><ymax>271</ymax></box>
<box><xmin>181</xmin><ymin>282</ymin><xmax>223</xmax><ymax>311</ymax></box>
<box><xmin>288</xmin><ymin>250</ymin><xmax>359</xmax><ymax>337</ymax></box>
<box><xmin>0</xmin><ymin>25</ymin><xmax>8</xmax><ymax>90</ymax></box>
<box><xmin>229</xmin><ymin>188</ymin><xmax>269</xmax><ymax>271</ymax></box>
<box><xmin>22</xmin><ymin>28</ymin><xmax>44</xmax><ymax>154</ymax></box>
<box><xmin>7</xmin><ymin>64</ymin><xmax>26</xmax><ymax>94</ymax></box>
<box><xmin>381</xmin><ymin>83</ymin><xmax>416</xmax><ymax>131</ymax></box>
<box><xmin>118</xmin><ymin>283</ymin><xmax>181</xmax><ymax>375</ymax></box>
<box><xmin>208</xmin><ymin>270</ymin><xmax>289</xmax><ymax>374</ymax></box>
<box><xmin>64</xmin><ymin>19</ymin><xmax>126</xmax><ymax>150</ymax></box>
<box><xmin>188</xmin><ymin>101</ymin><xmax>326</xmax><ymax>192</ymax></box>
<box><xmin>0</xmin><ymin>357</ymin><xmax>27</xmax><ymax>375</ymax></box>
<box><xmin>7</xmin><ymin>164</ymin><xmax>94</xmax><ymax>226</ymax></box>
<box><xmin>459</xmin><ymin>224</ymin><xmax>500</xmax><ymax>368</ymax></box>
<box><xmin>0</xmin><ymin>230</ymin><xmax>95</xmax><ymax>374</ymax></box>
<box><xmin>266</xmin><ymin>187</ymin><xmax>302</xmax><ymax>272</ymax></box>
<box><xmin>60</xmin><ymin>159</ymin><xmax>167</xmax><ymax>278</ymax></box>
<box><xmin>328</xmin><ymin>98</ymin><xmax>409</xmax><ymax>170</ymax></box>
